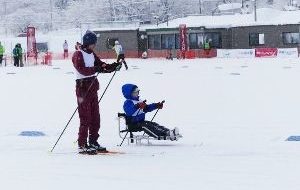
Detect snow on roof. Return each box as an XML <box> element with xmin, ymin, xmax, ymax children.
<box><xmin>91</xmin><ymin>8</ymin><xmax>300</xmax><ymax>32</ymax></box>
<box><xmin>218</xmin><ymin>3</ymin><xmax>242</xmax><ymax>11</ymax></box>
<box><xmin>92</xmin><ymin>27</ymin><xmax>140</xmax><ymax>32</ymax></box>
<box><xmin>147</xmin><ymin>8</ymin><xmax>300</xmax><ymax>30</ymax></box>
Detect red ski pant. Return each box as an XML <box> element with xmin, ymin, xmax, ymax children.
<box><xmin>76</xmin><ymin>77</ymin><xmax>100</xmax><ymax>147</ymax></box>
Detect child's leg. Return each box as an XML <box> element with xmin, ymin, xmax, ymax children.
<box><xmin>141</xmin><ymin>121</ymin><xmax>170</xmax><ymax>137</ymax></box>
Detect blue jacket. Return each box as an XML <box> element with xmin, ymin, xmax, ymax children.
<box><xmin>122</xmin><ymin>84</ymin><xmax>158</xmax><ymax>123</ymax></box>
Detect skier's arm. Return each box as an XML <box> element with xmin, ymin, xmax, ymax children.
<box><xmin>93</xmin><ymin>53</ymin><xmax>107</xmax><ymax>68</ymax></box>
<box><xmin>124</xmin><ymin>100</ymin><xmax>139</xmax><ymax>116</ymax></box>
<box><xmin>94</xmin><ymin>54</ymin><xmax>121</xmax><ymax>73</ymax></box>
<box><xmin>72</xmin><ymin>51</ymin><xmax>96</xmax><ymax>76</ymax></box>
<box><xmin>144</xmin><ymin>103</ymin><xmax>158</xmax><ymax>113</ymax></box>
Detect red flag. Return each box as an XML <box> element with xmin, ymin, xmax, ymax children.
<box><xmin>27</xmin><ymin>27</ymin><xmax>37</xmax><ymax>58</ymax></box>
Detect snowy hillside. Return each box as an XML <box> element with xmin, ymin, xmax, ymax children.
<box><xmin>0</xmin><ymin>0</ymin><xmax>295</xmax><ymax>35</ymax></box>
<box><xmin>1</xmin><ymin>57</ymin><xmax>300</xmax><ymax>189</ymax></box>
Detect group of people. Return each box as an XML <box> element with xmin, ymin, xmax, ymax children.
<box><xmin>72</xmin><ymin>31</ymin><xmax>181</xmax><ymax>155</ymax></box>
<box><xmin>0</xmin><ymin>42</ymin><xmax>23</xmax><ymax>67</ymax></box>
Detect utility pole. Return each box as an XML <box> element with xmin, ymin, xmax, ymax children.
<box><xmin>199</xmin><ymin>0</ymin><xmax>202</xmax><ymax>14</ymax></box>
<box><xmin>108</xmin><ymin>0</ymin><xmax>116</xmax><ymax>21</ymax></box>
<box><xmin>253</xmin><ymin>0</ymin><xmax>257</xmax><ymax>22</ymax></box>
<box><xmin>4</xmin><ymin>1</ymin><xmax>7</xmax><ymax>36</ymax></box>
<box><xmin>149</xmin><ymin>0</ymin><xmax>153</xmax><ymax>21</ymax></box>
<box><xmin>50</xmin><ymin>0</ymin><xmax>53</xmax><ymax>30</ymax></box>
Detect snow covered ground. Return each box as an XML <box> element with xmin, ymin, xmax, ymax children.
<box><xmin>1</xmin><ymin>58</ymin><xmax>300</xmax><ymax>190</ymax></box>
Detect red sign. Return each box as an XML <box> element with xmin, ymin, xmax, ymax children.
<box><xmin>255</xmin><ymin>48</ymin><xmax>278</xmax><ymax>58</ymax></box>
<box><xmin>179</xmin><ymin>24</ymin><xmax>187</xmax><ymax>59</ymax></box>
<box><xmin>27</xmin><ymin>27</ymin><xmax>37</xmax><ymax>57</ymax></box>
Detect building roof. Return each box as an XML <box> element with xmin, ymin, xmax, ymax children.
<box><xmin>147</xmin><ymin>8</ymin><xmax>300</xmax><ymax>29</ymax></box>
<box><xmin>92</xmin><ymin>8</ymin><xmax>300</xmax><ymax>32</ymax></box>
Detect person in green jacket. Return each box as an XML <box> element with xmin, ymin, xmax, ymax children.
<box><xmin>18</xmin><ymin>44</ymin><xmax>24</xmax><ymax>67</ymax></box>
<box><xmin>13</xmin><ymin>44</ymin><xmax>19</xmax><ymax>67</ymax></box>
<box><xmin>0</xmin><ymin>42</ymin><xmax>5</xmax><ymax>66</ymax></box>
<box><xmin>13</xmin><ymin>44</ymin><xmax>23</xmax><ymax>67</ymax></box>
<box><xmin>203</xmin><ymin>39</ymin><xmax>212</xmax><ymax>56</ymax></box>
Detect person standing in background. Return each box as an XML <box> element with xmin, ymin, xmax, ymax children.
<box><xmin>112</xmin><ymin>41</ymin><xmax>128</xmax><ymax>70</ymax></box>
<box><xmin>63</xmin><ymin>40</ymin><xmax>69</xmax><ymax>59</ymax></box>
<box><xmin>203</xmin><ymin>39</ymin><xmax>212</xmax><ymax>56</ymax></box>
<box><xmin>13</xmin><ymin>44</ymin><xmax>20</xmax><ymax>67</ymax></box>
<box><xmin>0</xmin><ymin>42</ymin><xmax>5</xmax><ymax>66</ymax></box>
<box><xmin>18</xmin><ymin>44</ymin><xmax>24</xmax><ymax>67</ymax></box>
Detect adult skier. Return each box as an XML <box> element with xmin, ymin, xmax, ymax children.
<box><xmin>122</xmin><ymin>84</ymin><xmax>182</xmax><ymax>141</ymax></box>
<box><xmin>72</xmin><ymin>31</ymin><xmax>122</xmax><ymax>154</ymax></box>
<box><xmin>112</xmin><ymin>41</ymin><xmax>128</xmax><ymax>70</ymax></box>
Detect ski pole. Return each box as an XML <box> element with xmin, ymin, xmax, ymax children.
<box><xmin>118</xmin><ymin>131</ymin><xmax>129</xmax><ymax>147</ymax></box>
<box><xmin>151</xmin><ymin>100</ymin><xmax>165</xmax><ymax>122</ymax></box>
<box><xmin>50</xmin><ymin>70</ymin><xmax>117</xmax><ymax>152</ymax></box>
<box><xmin>98</xmin><ymin>70</ymin><xmax>117</xmax><ymax>104</ymax></box>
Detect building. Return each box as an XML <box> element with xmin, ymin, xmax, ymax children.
<box><xmin>92</xmin><ymin>8</ymin><xmax>300</xmax><ymax>59</ymax></box>
<box><xmin>93</xmin><ymin>28</ymin><xmax>147</xmax><ymax>59</ymax></box>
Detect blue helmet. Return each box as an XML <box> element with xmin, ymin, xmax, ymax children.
<box><xmin>83</xmin><ymin>31</ymin><xmax>97</xmax><ymax>46</ymax></box>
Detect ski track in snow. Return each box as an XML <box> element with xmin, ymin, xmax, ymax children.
<box><xmin>1</xmin><ymin>58</ymin><xmax>300</xmax><ymax>190</ymax></box>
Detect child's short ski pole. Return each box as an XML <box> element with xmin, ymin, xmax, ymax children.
<box><xmin>151</xmin><ymin>100</ymin><xmax>165</xmax><ymax>122</ymax></box>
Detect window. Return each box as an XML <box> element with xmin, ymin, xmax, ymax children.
<box><xmin>197</xmin><ymin>33</ymin><xmax>205</xmax><ymax>49</ymax></box>
<box><xmin>148</xmin><ymin>35</ymin><xmax>161</xmax><ymax>50</ymax></box>
<box><xmin>205</xmin><ymin>33</ymin><xmax>222</xmax><ymax>48</ymax></box>
<box><xmin>175</xmin><ymin>34</ymin><xmax>180</xmax><ymax>49</ymax></box>
<box><xmin>161</xmin><ymin>34</ymin><xmax>175</xmax><ymax>49</ymax></box>
<box><xmin>283</xmin><ymin>32</ymin><xmax>300</xmax><ymax>44</ymax></box>
<box><xmin>189</xmin><ymin>33</ymin><xmax>198</xmax><ymax>49</ymax></box>
<box><xmin>189</xmin><ymin>32</ymin><xmax>222</xmax><ymax>49</ymax></box>
<box><xmin>249</xmin><ymin>33</ymin><xmax>265</xmax><ymax>46</ymax></box>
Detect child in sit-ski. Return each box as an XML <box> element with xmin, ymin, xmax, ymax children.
<box><xmin>122</xmin><ymin>84</ymin><xmax>182</xmax><ymax>141</ymax></box>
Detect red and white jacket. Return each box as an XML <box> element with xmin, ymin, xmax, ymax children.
<box><xmin>72</xmin><ymin>49</ymin><xmax>116</xmax><ymax>80</ymax></box>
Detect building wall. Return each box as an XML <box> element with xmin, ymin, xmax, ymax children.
<box><xmin>92</xmin><ymin>24</ymin><xmax>300</xmax><ymax>59</ymax></box>
<box><xmin>93</xmin><ymin>30</ymin><xmax>140</xmax><ymax>58</ymax></box>
<box><xmin>231</xmin><ymin>24</ymin><xmax>300</xmax><ymax>49</ymax></box>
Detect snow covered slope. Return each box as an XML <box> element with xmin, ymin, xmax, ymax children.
<box><xmin>1</xmin><ymin>58</ymin><xmax>300</xmax><ymax>190</ymax></box>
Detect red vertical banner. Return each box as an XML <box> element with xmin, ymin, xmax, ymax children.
<box><xmin>179</xmin><ymin>24</ymin><xmax>187</xmax><ymax>59</ymax></box>
<box><xmin>27</xmin><ymin>26</ymin><xmax>37</xmax><ymax>58</ymax></box>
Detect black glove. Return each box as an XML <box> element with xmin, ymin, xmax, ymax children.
<box><xmin>112</xmin><ymin>62</ymin><xmax>122</xmax><ymax>71</ymax></box>
<box><xmin>156</xmin><ymin>101</ymin><xmax>165</xmax><ymax>109</ymax></box>
<box><xmin>95</xmin><ymin>65</ymin><xmax>104</xmax><ymax>73</ymax></box>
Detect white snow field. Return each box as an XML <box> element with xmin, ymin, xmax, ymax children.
<box><xmin>1</xmin><ymin>58</ymin><xmax>300</xmax><ymax>190</ymax></box>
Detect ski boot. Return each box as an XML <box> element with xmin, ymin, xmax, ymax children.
<box><xmin>89</xmin><ymin>141</ymin><xmax>107</xmax><ymax>153</ymax></box>
<box><xmin>78</xmin><ymin>144</ymin><xmax>97</xmax><ymax>155</ymax></box>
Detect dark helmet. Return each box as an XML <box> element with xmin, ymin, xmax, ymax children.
<box><xmin>82</xmin><ymin>31</ymin><xmax>97</xmax><ymax>46</ymax></box>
